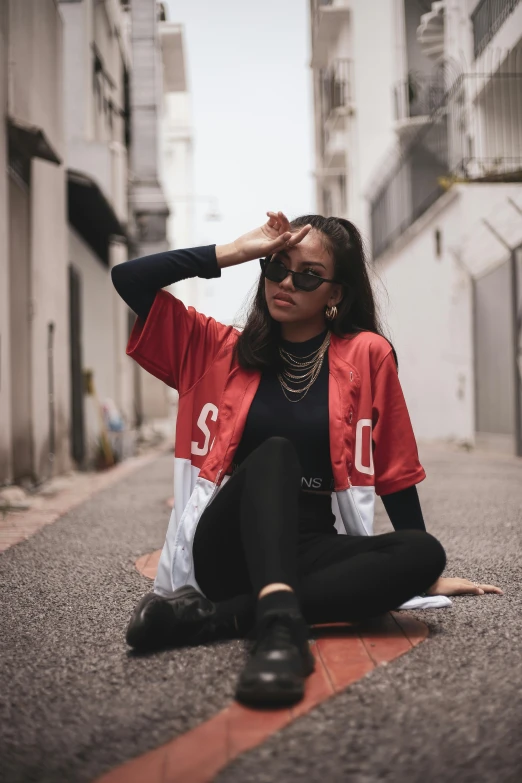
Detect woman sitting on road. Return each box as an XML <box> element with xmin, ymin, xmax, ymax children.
<box><xmin>111</xmin><ymin>212</ymin><xmax>501</xmax><ymax>708</ymax></box>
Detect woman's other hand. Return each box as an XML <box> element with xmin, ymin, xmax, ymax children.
<box><xmin>427</xmin><ymin>577</ymin><xmax>503</xmax><ymax>596</ymax></box>
<box><xmin>216</xmin><ymin>211</ymin><xmax>312</xmax><ymax>268</ymax></box>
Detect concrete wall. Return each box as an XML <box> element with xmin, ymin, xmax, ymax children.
<box><xmin>349</xmin><ymin>0</ymin><xmax>398</xmax><ymax>240</ymax></box>
<box><xmin>61</xmin><ymin>0</ymin><xmax>136</xmax><ymax>463</ymax></box>
<box><xmin>0</xmin><ymin>1</ymin><xmax>12</xmax><ymax>482</ymax></box>
<box><xmin>66</xmin><ymin>233</ymin><xmax>138</xmax><ymax>463</ymax></box>
<box><xmin>31</xmin><ymin>157</ymin><xmax>71</xmax><ymax>480</ymax></box>
<box><xmin>162</xmin><ymin>92</ymin><xmax>194</xmax><ymax>249</ymax></box>
<box><xmin>131</xmin><ymin>0</ymin><xmax>170</xmax><ymax>422</ymax></box>
<box><xmin>403</xmin><ymin>0</ymin><xmax>434</xmax><ymax>79</ymax></box>
<box><xmin>110</xmin><ymin>240</ymin><xmax>136</xmax><ymax>428</ymax></box>
<box><xmin>312</xmin><ymin>0</ymin><xmax>400</xmax><ymax>241</ymax></box>
<box><xmin>8</xmin><ymin>172</ymin><xmax>33</xmax><ymax>481</ymax></box>
<box><xmin>376</xmin><ymin>189</ymin><xmax>473</xmax><ymax>443</ymax></box>
<box><xmin>321</xmin><ymin>0</ymin><xmax>522</xmax><ymax>451</ymax></box>
<box><xmin>68</xmin><ymin>227</ymin><xmax>119</xmax><ymax>461</ymax></box>
<box><xmin>131</xmin><ymin>0</ymin><xmax>163</xmax><ymax>182</ymax></box>
<box><xmin>376</xmin><ymin>183</ymin><xmax>522</xmax><ymax>445</ymax></box>
<box><xmin>62</xmin><ymin>0</ymin><xmax>129</xmax><ymax>223</ymax></box>
<box><xmin>0</xmin><ymin>0</ymin><xmax>70</xmax><ymax>485</ymax></box>
<box><xmin>159</xmin><ymin>44</ymin><xmax>197</xmax><ymax>420</ymax></box>
<box><xmin>62</xmin><ymin>0</ymin><xmax>89</xmax><ymax>142</ymax></box>
<box><xmin>7</xmin><ymin>0</ymin><xmax>64</xmax><ymax>157</ymax></box>
<box><xmin>457</xmin><ymin>1</ymin><xmax>522</xmax><ymax>72</ymax></box>
<box><xmin>161</xmin><ymin>87</ymin><xmax>203</xmax><ymax>311</ymax></box>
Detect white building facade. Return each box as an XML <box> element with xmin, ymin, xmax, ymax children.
<box><xmin>0</xmin><ymin>0</ymin><xmax>193</xmax><ymax>488</ymax></box>
<box><xmin>60</xmin><ymin>0</ymin><xmax>136</xmax><ymax>468</ymax></box>
<box><xmin>159</xmin><ymin>20</ymin><xmax>204</xmax><ymax>310</ymax></box>
<box><xmin>0</xmin><ymin>0</ymin><xmax>71</xmax><ymax>485</ymax></box>
<box><xmin>310</xmin><ymin>0</ymin><xmax>522</xmax><ymax>456</ymax></box>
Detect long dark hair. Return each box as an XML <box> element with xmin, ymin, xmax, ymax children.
<box><xmin>234</xmin><ymin>214</ymin><xmax>392</xmax><ymax>370</ymax></box>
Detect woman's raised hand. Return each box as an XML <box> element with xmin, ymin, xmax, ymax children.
<box><xmin>216</xmin><ymin>211</ymin><xmax>312</xmax><ymax>269</ymax></box>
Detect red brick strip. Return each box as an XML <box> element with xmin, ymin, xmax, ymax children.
<box><xmin>135</xmin><ymin>549</ymin><xmax>162</xmax><ymax>580</ymax></box>
<box><xmin>94</xmin><ymin>555</ymin><xmax>429</xmax><ymax>782</ymax></box>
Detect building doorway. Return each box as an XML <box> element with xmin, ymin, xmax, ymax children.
<box><xmin>8</xmin><ymin>160</ymin><xmax>33</xmax><ymax>482</ymax></box>
<box><xmin>474</xmin><ymin>252</ymin><xmax>522</xmax><ymax>455</ymax></box>
<box><xmin>68</xmin><ymin>264</ymin><xmax>86</xmax><ymax>466</ymax></box>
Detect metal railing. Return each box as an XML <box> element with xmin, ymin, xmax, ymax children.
<box><xmin>370</xmin><ymin>71</ymin><xmax>522</xmax><ymax>259</ymax></box>
<box><xmin>320</xmin><ymin>58</ymin><xmax>353</xmax><ymax>119</ymax></box>
<box><xmin>471</xmin><ymin>0</ymin><xmax>520</xmax><ymax>59</ymax></box>
<box><xmin>393</xmin><ymin>72</ymin><xmax>446</xmax><ymax>121</ymax></box>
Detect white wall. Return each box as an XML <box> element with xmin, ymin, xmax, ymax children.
<box><xmin>161</xmin><ymin>90</ymin><xmax>202</xmax><ymax>309</ymax></box>
<box><xmin>350</xmin><ymin>0</ymin><xmax>398</xmax><ymax>240</ymax></box>
<box><xmin>377</xmin><ymin>189</ymin><xmax>473</xmax><ymax>443</ymax></box>
<box><xmin>0</xmin><ymin>3</ymin><xmax>11</xmax><ymax>482</ymax></box>
<box><xmin>313</xmin><ymin>0</ymin><xmax>400</xmax><ymax>240</ymax></box>
<box><xmin>7</xmin><ymin>0</ymin><xmax>64</xmax><ymax>158</ymax></box>
<box><xmin>62</xmin><ymin>0</ymin><xmax>129</xmax><ymax>223</ymax></box>
<box><xmin>376</xmin><ymin>183</ymin><xmax>522</xmax><ymax>444</ymax></box>
<box><xmin>62</xmin><ymin>0</ymin><xmax>136</xmax><ymax>456</ymax></box>
<box><xmin>68</xmin><ymin>228</ymin><xmax>118</xmax><ymax>460</ymax></box>
<box><xmin>342</xmin><ymin>0</ymin><xmax>522</xmax><ymax>449</ymax></box>
<box><xmin>30</xmin><ymin>158</ymin><xmax>71</xmax><ymax>480</ymax></box>
<box><xmin>404</xmin><ymin>0</ymin><xmax>434</xmax><ymax>78</ymax></box>
<box><xmin>163</xmin><ymin>91</ymin><xmax>194</xmax><ymax>249</ymax></box>
<box><xmin>459</xmin><ymin>0</ymin><xmax>522</xmax><ymax>73</ymax></box>
<box><xmin>62</xmin><ymin>0</ymin><xmax>89</xmax><ymax>142</ymax></box>
<box><xmin>1</xmin><ymin>0</ymin><xmax>70</xmax><ymax>484</ymax></box>
<box><xmin>110</xmin><ymin>240</ymin><xmax>135</xmax><ymax>428</ymax></box>
<box><xmin>159</xmin><ymin>39</ymin><xmax>198</xmax><ymax>419</ymax></box>
<box><xmin>457</xmin><ymin>184</ymin><xmax>522</xmax><ymax>276</ymax></box>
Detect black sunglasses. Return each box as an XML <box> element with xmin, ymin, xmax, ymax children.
<box><xmin>260</xmin><ymin>255</ymin><xmax>339</xmax><ymax>292</ymax></box>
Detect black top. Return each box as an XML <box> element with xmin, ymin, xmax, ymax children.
<box><xmin>110</xmin><ymin>244</ymin><xmax>220</xmax><ymax>321</ymax></box>
<box><xmin>233</xmin><ymin>329</ymin><xmax>334</xmax><ymax>492</ymax></box>
<box><xmin>111</xmin><ymin>245</ymin><xmax>426</xmax><ymax>532</ymax></box>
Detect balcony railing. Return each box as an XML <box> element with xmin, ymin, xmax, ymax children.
<box><xmin>393</xmin><ymin>72</ymin><xmax>446</xmax><ymax>122</ymax></box>
<box><xmin>370</xmin><ymin>71</ymin><xmax>522</xmax><ymax>259</ymax></box>
<box><xmin>471</xmin><ymin>0</ymin><xmax>521</xmax><ymax>59</ymax></box>
<box><xmin>312</xmin><ymin>0</ymin><xmax>335</xmax><ymax>28</ymax></box>
<box><xmin>320</xmin><ymin>59</ymin><xmax>353</xmax><ymax>119</ymax></box>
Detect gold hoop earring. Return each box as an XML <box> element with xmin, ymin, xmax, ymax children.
<box><xmin>325</xmin><ymin>304</ymin><xmax>338</xmax><ymax>321</ymax></box>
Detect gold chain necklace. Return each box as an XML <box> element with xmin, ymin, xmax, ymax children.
<box><xmin>277</xmin><ymin>331</ymin><xmax>331</xmax><ymax>403</ymax></box>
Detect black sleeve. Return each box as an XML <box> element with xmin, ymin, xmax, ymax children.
<box><xmin>110</xmin><ymin>244</ymin><xmax>221</xmax><ymax>320</ymax></box>
<box><xmin>381</xmin><ymin>485</ymin><xmax>426</xmax><ymax>531</ymax></box>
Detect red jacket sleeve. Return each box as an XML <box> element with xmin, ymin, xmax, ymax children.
<box><xmin>371</xmin><ymin>351</ymin><xmax>426</xmax><ymax>496</ymax></box>
<box><xmin>126</xmin><ymin>289</ymin><xmax>236</xmax><ymax>395</ymax></box>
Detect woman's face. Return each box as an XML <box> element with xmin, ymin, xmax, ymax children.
<box><xmin>264</xmin><ymin>229</ymin><xmax>343</xmax><ymax>327</ymax></box>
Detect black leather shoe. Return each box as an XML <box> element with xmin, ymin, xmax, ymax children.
<box><xmin>235</xmin><ymin>613</ymin><xmax>315</xmax><ymax>707</ymax></box>
<box><xmin>126</xmin><ymin>586</ymin><xmax>216</xmax><ymax>651</ymax></box>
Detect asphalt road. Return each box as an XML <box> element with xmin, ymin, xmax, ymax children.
<box><xmin>1</xmin><ymin>445</ymin><xmax>521</xmax><ymax>783</ymax></box>
<box><xmin>218</xmin><ymin>445</ymin><xmax>522</xmax><ymax>783</ymax></box>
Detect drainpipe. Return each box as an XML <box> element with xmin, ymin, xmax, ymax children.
<box><xmin>47</xmin><ymin>321</ymin><xmax>56</xmax><ymax>477</ymax></box>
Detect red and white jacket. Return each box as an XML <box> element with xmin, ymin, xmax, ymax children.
<box><xmin>127</xmin><ymin>288</ymin><xmax>426</xmax><ymax>599</ymax></box>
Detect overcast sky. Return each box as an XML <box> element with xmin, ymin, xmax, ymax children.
<box><xmin>165</xmin><ymin>0</ymin><xmax>315</xmax><ymax>323</ymax></box>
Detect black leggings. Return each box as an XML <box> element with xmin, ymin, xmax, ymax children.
<box><xmin>193</xmin><ymin>437</ymin><xmax>446</xmax><ymax>627</ymax></box>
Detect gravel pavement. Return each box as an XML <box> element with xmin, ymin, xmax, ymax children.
<box><xmin>218</xmin><ymin>445</ymin><xmax>522</xmax><ymax>783</ymax></box>
<box><xmin>1</xmin><ymin>445</ymin><xmax>521</xmax><ymax>783</ymax></box>
<box><xmin>0</xmin><ymin>456</ymin><xmax>245</xmax><ymax>783</ymax></box>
